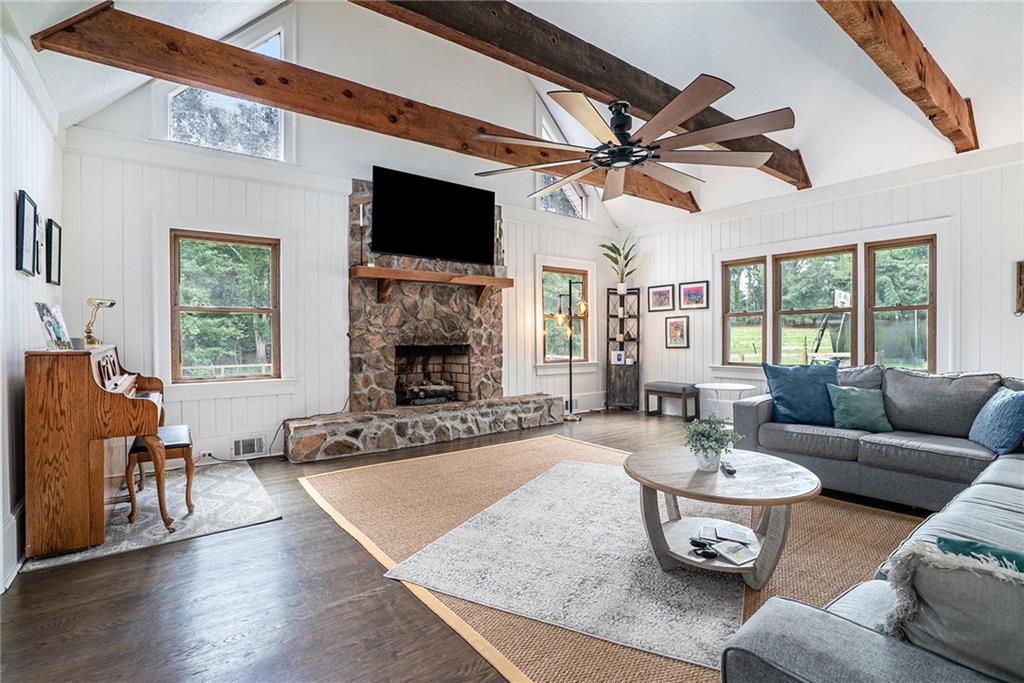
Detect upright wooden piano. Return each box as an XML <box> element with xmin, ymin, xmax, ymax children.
<box><xmin>25</xmin><ymin>345</ymin><xmax>166</xmax><ymax>558</ymax></box>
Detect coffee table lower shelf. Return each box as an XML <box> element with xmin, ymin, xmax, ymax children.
<box><xmin>640</xmin><ymin>487</ymin><xmax>792</xmax><ymax>590</ymax></box>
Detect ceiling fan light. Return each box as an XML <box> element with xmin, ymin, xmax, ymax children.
<box><xmin>610</xmin><ymin>159</ymin><xmax>631</xmax><ymax>169</ymax></box>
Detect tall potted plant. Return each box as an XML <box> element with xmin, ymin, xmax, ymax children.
<box><xmin>600</xmin><ymin>236</ymin><xmax>638</xmax><ymax>295</ymax></box>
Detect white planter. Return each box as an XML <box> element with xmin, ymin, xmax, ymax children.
<box><xmin>695</xmin><ymin>450</ymin><xmax>721</xmax><ymax>472</ymax></box>
<box><xmin>616</xmin><ymin>282</ymin><xmax>628</xmax><ymax>295</ymax></box>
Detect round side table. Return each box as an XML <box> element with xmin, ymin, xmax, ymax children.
<box><xmin>694</xmin><ymin>383</ymin><xmax>757</xmax><ymax>422</ymax></box>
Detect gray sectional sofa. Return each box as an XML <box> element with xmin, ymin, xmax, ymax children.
<box><xmin>734</xmin><ymin>366</ymin><xmax>1024</xmax><ymax>511</ymax></box>
<box><xmin>724</xmin><ymin>367</ymin><xmax>1024</xmax><ymax>682</ymax></box>
<box><xmin>722</xmin><ymin>452</ymin><xmax>1024</xmax><ymax>682</ymax></box>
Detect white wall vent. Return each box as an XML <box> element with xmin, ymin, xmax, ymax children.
<box><xmin>233</xmin><ymin>435</ymin><xmax>266</xmax><ymax>458</ymax></box>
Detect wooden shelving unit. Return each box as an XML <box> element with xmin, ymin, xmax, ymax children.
<box><xmin>349</xmin><ymin>265</ymin><xmax>514</xmax><ymax>305</ymax></box>
<box><xmin>606</xmin><ymin>287</ymin><xmax>640</xmax><ymax>410</ymax></box>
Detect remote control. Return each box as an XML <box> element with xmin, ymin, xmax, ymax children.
<box><xmin>720</xmin><ymin>461</ymin><xmax>736</xmax><ymax>476</ymax></box>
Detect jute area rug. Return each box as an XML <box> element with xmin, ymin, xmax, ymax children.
<box><xmin>300</xmin><ymin>435</ymin><xmax>920</xmax><ymax>683</ymax></box>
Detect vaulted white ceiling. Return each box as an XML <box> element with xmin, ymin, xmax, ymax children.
<box><xmin>5</xmin><ymin>1</ymin><xmax>1022</xmax><ymax>217</ymax></box>
<box><xmin>3</xmin><ymin>1</ymin><xmax>280</xmax><ymax>126</ymax></box>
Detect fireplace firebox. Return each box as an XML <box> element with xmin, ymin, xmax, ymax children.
<box><xmin>394</xmin><ymin>344</ymin><xmax>472</xmax><ymax>405</ymax></box>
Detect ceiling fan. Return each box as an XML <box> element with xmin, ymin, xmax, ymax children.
<box><xmin>474</xmin><ymin>74</ymin><xmax>795</xmax><ymax>202</ymax></box>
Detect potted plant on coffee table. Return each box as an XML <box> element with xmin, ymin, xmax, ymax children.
<box><xmin>685</xmin><ymin>416</ymin><xmax>744</xmax><ymax>472</ymax></box>
<box><xmin>599</xmin><ymin>236</ymin><xmax>638</xmax><ymax>295</ymax></box>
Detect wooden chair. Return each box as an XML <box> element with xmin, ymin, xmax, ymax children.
<box><xmin>126</xmin><ymin>425</ymin><xmax>195</xmax><ymax>529</ymax></box>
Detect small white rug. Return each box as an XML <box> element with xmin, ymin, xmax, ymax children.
<box><xmin>22</xmin><ymin>462</ymin><xmax>280</xmax><ymax>571</ymax></box>
<box><xmin>386</xmin><ymin>460</ymin><xmax>749</xmax><ymax>669</ymax></box>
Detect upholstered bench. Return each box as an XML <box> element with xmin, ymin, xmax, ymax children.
<box><xmin>643</xmin><ymin>381</ymin><xmax>700</xmax><ymax>421</ymax></box>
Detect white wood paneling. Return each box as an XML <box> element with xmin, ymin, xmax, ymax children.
<box><xmin>62</xmin><ymin>143</ymin><xmax>350</xmax><ymax>460</ymax></box>
<box><xmin>637</xmin><ymin>155</ymin><xmax>1024</xmax><ymax>417</ymax></box>
<box><xmin>1</xmin><ymin>40</ymin><xmax>63</xmax><ymax>588</ymax></box>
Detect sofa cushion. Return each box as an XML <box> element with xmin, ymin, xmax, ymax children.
<box><xmin>884</xmin><ymin>540</ymin><xmax>1024</xmax><ymax>682</ymax></box>
<box><xmin>763</xmin><ymin>362</ymin><xmax>839</xmax><ymax>426</ymax></box>
<box><xmin>858</xmin><ymin>431</ymin><xmax>996</xmax><ymax>483</ymax></box>
<box><xmin>826</xmin><ymin>384</ymin><xmax>893</xmax><ymax>433</ymax></box>
<box><xmin>825</xmin><ymin>580</ymin><xmax>897</xmax><ymax>632</ymax></box>
<box><xmin>969</xmin><ymin>386</ymin><xmax>1024</xmax><ymax>455</ymax></box>
<box><xmin>758</xmin><ymin>422</ymin><xmax>867</xmax><ymax>461</ymax></box>
<box><xmin>1004</xmin><ymin>376</ymin><xmax>1024</xmax><ymax>392</ymax></box>
<box><xmin>839</xmin><ymin>364</ymin><xmax>883</xmax><ymax>390</ymax></box>
<box><xmin>881</xmin><ymin>369</ymin><xmax>1002</xmax><ymax>438</ymax></box>
<box><xmin>973</xmin><ymin>453</ymin><xmax>1024</xmax><ymax>490</ymax></box>
<box><xmin>878</xmin><ymin>483</ymin><xmax>1024</xmax><ymax>579</ymax></box>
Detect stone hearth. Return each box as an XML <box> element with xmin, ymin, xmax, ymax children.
<box><xmin>348</xmin><ymin>179</ymin><xmax>504</xmax><ymax>411</ymax></box>
<box><xmin>284</xmin><ymin>394</ymin><xmax>563</xmax><ymax>462</ymax></box>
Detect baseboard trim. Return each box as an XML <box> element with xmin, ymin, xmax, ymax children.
<box><xmin>3</xmin><ymin>501</ymin><xmax>25</xmax><ymax>592</ymax></box>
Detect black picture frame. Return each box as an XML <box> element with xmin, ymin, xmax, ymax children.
<box><xmin>678</xmin><ymin>280</ymin><xmax>710</xmax><ymax>310</ymax></box>
<box><xmin>665</xmin><ymin>316</ymin><xmax>690</xmax><ymax>349</ymax></box>
<box><xmin>15</xmin><ymin>190</ymin><xmax>37</xmax><ymax>275</ymax></box>
<box><xmin>647</xmin><ymin>284</ymin><xmax>674</xmax><ymax>312</ymax></box>
<box><xmin>46</xmin><ymin>219</ymin><xmax>62</xmax><ymax>285</ymax></box>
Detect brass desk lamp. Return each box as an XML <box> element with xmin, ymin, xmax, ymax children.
<box><xmin>84</xmin><ymin>298</ymin><xmax>116</xmax><ymax>346</ymax></box>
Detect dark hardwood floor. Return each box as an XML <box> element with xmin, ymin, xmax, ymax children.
<box><xmin>1</xmin><ymin>411</ymin><xmax>686</xmax><ymax>682</ymax></box>
<box><xmin>1</xmin><ymin>411</ymin><xmax>924</xmax><ymax>682</ymax></box>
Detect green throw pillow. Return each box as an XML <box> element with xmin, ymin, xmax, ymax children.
<box><xmin>937</xmin><ymin>537</ymin><xmax>1024</xmax><ymax>572</ymax></box>
<box><xmin>826</xmin><ymin>384</ymin><xmax>893</xmax><ymax>433</ymax></box>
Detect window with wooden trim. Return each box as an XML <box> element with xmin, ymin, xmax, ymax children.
<box><xmin>773</xmin><ymin>246</ymin><xmax>857</xmax><ymax>367</ymax></box>
<box><xmin>722</xmin><ymin>258</ymin><xmax>766</xmax><ymax>366</ymax></box>
<box><xmin>170</xmin><ymin>230</ymin><xmax>281</xmax><ymax>382</ymax></box>
<box><xmin>542</xmin><ymin>266</ymin><xmax>589</xmax><ymax>362</ymax></box>
<box><xmin>866</xmin><ymin>235</ymin><xmax>935</xmax><ymax>372</ymax></box>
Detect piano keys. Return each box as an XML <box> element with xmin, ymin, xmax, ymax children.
<box><xmin>24</xmin><ymin>345</ymin><xmax>165</xmax><ymax>558</ymax></box>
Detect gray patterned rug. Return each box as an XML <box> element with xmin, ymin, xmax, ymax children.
<box><xmin>22</xmin><ymin>462</ymin><xmax>280</xmax><ymax>571</ymax></box>
<box><xmin>385</xmin><ymin>460</ymin><xmax>749</xmax><ymax>669</ymax></box>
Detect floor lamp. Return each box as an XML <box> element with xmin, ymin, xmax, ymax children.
<box><xmin>555</xmin><ymin>279</ymin><xmax>587</xmax><ymax>422</ymax></box>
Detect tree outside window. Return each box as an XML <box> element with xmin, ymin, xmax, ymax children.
<box><xmin>542</xmin><ymin>266</ymin><xmax>588</xmax><ymax>362</ymax></box>
<box><xmin>168</xmin><ymin>33</ymin><xmax>284</xmax><ymax>160</ymax></box>
<box><xmin>171</xmin><ymin>230</ymin><xmax>280</xmax><ymax>382</ymax></box>
<box><xmin>722</xmin><ymin>258</ymin><xmax>765</xmax><ymax>365</ymax></box>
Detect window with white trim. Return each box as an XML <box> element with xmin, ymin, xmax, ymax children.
<box><xmin>536</xmin><ymin>100</ymin><xmax>588</xmax><ymax>220</ymax></box>
<box><xmin>168</xmin><ymin>31</ymin><xmax>285</xmax><ymax>160</ymax></box>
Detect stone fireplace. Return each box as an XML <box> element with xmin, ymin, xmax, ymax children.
<box><xmin>394</xmin><ymin>344</ymin><xmax>471</xmax><ymax>405</ymax></box>
<box><xmin>348</xmin><ymin>179</ymin><xmax>504</xmax><ymax>411</ymax></box>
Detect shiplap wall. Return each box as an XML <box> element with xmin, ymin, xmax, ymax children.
<box><xmin>502</xmin><ymin>212</ymin><xmax>614</xmax><ymax>411</ymax></box>
<box><xmin>1</xmin><ymin>38</ymin><xmax>63</xmax><ymax>587</ymax></box>
<box><xmin>61</xmin><ymin>144</ymin><xmax>349</xmax><ymax>458</ymax></box>
<box><xmin>639</xmin><ymin>153</ymin><xmax>1024</xmax><ymax>415</ymax></box>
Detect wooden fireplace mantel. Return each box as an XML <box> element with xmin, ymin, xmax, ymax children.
<box><xmin>350</xmin><ymin>266</ymin><xmax>514</xmax><ymax>305</ymax></box>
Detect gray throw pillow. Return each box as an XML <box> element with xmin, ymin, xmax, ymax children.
<box><xmin>884</xmin><ymin>541</ymin><xmax>1024</xmax><ymax>682</ymax></box>
<box><xmin>882</xmin><ymin>369</ymin><xmax>1002</xmax><ymax>437</ymax></box>
<box><xmin>839</xmin><ymin>364</ymin><xmax>883</xmax><ymax>390</ymax></box>
<box><xmin>1004</xmin><ymin>376</ymin><xmax>1024</xmax><ymax>392</ymax></box>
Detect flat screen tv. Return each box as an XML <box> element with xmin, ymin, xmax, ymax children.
<box><xmin>371</xmin><ymin>166</ymin><xmax>495</xmax><ymax>265</ymax></box>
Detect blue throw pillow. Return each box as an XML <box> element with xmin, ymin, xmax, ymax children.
<box><xmin>969</xmin><ymin>387</ymin><xmax>1024</xmax><ymax>455</ymax></box>
<box><xmin>763</xmin><ymin>362</ymin><xmax>840</xmax><ymax>426</ymax></box>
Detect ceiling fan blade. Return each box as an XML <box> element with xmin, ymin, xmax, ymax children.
<box><xmin>630</xmin><ymin>74</ymin><xmax>734</xmax><ymax>145</ymax></box>
<box><xmin>475</xmin><ymin>158</ymin><xmax>590</xmax><ymax>178</ymax></box>
<box><xmin>602</xmin><ymin>168</ymin><xmax>625</xmax><ymax>201</ymax></box>
<box><xmin>547</xmin><ymin>91</ymin><xmax>618</xmax><ymax>145</ymax></box>
<box><xmin>635</xmin><ymin>162</ymin><xmax>704</xmax><ymax>194</ymax></box>
<box><xmin>474</xmin><ymin>133</ymin><xmax>592</xmax><ymax>153</ymax></box>
<box><xmin>654</xmin><ymin>150</ymin><xmax>773</xmax><ymax>167</ymax></box>
<box><xmin>655</xmin><ymin>108</ymin><xmax>795</xmax><ymax>150</ymax></box>
<box><xmin>528</xmin><ymin>166</ymin><xmax>598</xmax><ymax>199</ymax></box>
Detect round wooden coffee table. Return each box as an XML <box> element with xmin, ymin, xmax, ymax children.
<box><xmin>624</xmin><ymin>446</ymin><xmax>820</xmax><ymax>590</ymax></box>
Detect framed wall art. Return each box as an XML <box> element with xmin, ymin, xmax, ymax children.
<box><xmin>665</xmin><ymin>315</ymin><xmax>690</xmax><ymax>349</ymax></box>
<box><xmin>678</xmin><ymin>280</ymin><xmax>709</xmax><ymax>310</ymax></box>
<box><xmin>46</xmin><ymin>219</ymin><xmax>62</xmax><ymax>285</ymax></box>
<box><xmin>648</xmin><ymin>284</ymin><xmax>674</xmax><ymax>312</ymax></box>
<box><xmin>16</xmin><ymin>190</ymin><xmax>37</xmax><ymax>275</ymax></box>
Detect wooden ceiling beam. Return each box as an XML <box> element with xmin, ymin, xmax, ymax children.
<box><xmin>32</xmin><ymin>2</ymin><xmax>698</xmax><ymax>212</ymax></box>
<box><xmin>819</xmin><ymin>0</ymin><xmax>978</xmax><ymax>153</ymax></box>
<box><xmin>351</xmin><ymin>1</ymin><xmax>812</xmax><ymax>190</ymax></box>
